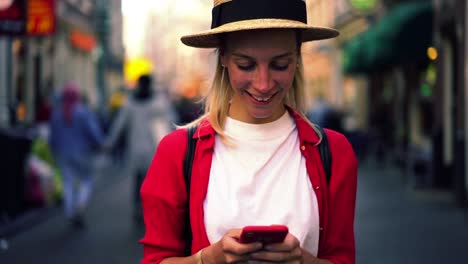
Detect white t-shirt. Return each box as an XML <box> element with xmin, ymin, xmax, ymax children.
<box><xmin>204</xmin><ymin>112</ymin><xmax>320</xmax><ymax>256</ymax></box>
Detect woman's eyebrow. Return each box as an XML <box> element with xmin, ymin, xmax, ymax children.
<box><xmin>272</xmin><ymin>52</ymin><xmax>295</xmax><ymax>59</ymax></box>
<box><xmin>231</xmin><ymin>52</ymin><xmax>295</xmax><ymax>60</ymax></box>
<box><xmin>231</xmin><ymin>53</ymin><xmax>254</xmax><ymax>60</ymax></box>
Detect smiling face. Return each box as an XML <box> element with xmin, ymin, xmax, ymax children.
<box><xmin>221</xmin><ymin>29</ymin><xmax>299</xmax><ymax>124</ymax></box>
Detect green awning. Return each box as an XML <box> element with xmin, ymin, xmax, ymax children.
<box><xmin>343</xmin><ymin>1</ymin><xmax>433</xmax><ymax>74</ymax></box>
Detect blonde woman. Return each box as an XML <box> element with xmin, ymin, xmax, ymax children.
<box><xmin>140</xmin><ymin>0</ymin><xmax>358</xmax><ymax>263</ymax></box>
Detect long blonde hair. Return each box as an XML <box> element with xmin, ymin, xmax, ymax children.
<box><xmin>183</xmin><ymin>32</ymin><xmax>322</xmax><ymax>143</ymax></box>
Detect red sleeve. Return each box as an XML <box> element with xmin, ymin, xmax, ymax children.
<box><xmin>139</xmin><ymin>129</ymin><xmax>189</xmax><ymax>264</ymax></box>
<box><xmin>319</xmin><ymin>130</ymin><xmax>358</xmax><ymax>264</ymax></box>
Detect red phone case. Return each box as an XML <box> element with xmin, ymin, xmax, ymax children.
<box><xmin>239</xmin><ymin>225</ymin><xmax>289</xmax><ymax>244</ymax></box>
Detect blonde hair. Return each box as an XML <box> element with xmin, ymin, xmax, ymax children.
<box><xmin>183</xmin><ymin>33</ymin><xmax>322</xmax><ymax>143</ymax></box>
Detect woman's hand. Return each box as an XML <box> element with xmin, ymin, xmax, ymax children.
<box><xmin>246</xmin><ymin>232</ymin><xmax>303</xmax><ymax>263</ymax></box>
<box><xmin>203</xmin><ymin>230</ymin><xmax>330</xmax><ymax>264</ymax></box>
<box><xmin>203</xmin><ymin>228</ymin><xmax>263</xmax><ymax>264</ymax></box>
<box><xmin>245</xmin><ymin>233</ymin><xmax>331</xmax><ymax>264</ymax></box>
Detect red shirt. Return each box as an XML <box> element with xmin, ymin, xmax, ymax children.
<box><xmin>140</xmin><ymin>110</ymin><xmax>358</xmax><ymax>264</ymax></box>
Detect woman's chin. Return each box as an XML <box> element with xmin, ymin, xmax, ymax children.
<box><xmin>246</xmin><ymin>110</ymin><xmax>277</xmax><ymax>123</ymax></box>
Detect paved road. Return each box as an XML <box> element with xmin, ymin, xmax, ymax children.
<box><xmin>0</xmin><ymin>157</ymin><xmax>145</xmax><ymax>264</ymax></box>
<box><xmin>1</xmin><ymin>157</ymin><xmax>467</xmax><ymax>264</ymax></box>
<box><xmin>355</xmin><ymin>159</ymin><xmax>468</xmax><ymax>264</ymax></box>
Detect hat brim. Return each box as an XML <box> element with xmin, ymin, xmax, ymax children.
<box><xmin>181</xmin><ymin>19</ymin><xmax>339</xmax><ymax>48</ymax></box>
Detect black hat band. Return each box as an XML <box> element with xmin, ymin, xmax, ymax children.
<box><xmin>211</xmin><ymin>0</ymin><xmax>307</xmax><ymax>29</ymax></box>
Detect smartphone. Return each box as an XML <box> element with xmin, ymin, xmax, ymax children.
<box><xmin>239</xmin><ymin>225</ymin><xmax>289</xmax><ymax>244</ymax></box>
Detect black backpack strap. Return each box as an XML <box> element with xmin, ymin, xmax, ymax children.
<box><xmin>183</xmin><ymin>125</ymin><xmax>197</xmax><ymax>255</ymax></box>
<box><xmin>316</xmin><ymin>125</ymin><xmax>332</xmax><ymax>183</ymax></box>
<box><xmin>184</xmin><ymin>126</ymin><xmax>198</xmax><ymax>194</ymax></box>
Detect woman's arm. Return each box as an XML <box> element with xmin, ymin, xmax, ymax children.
<box><xmin>159</xmin><ymin>254</ymin><xmax>199</xmax><ymax>264</ymax></box>
<box><xmin>319</xmin><ymin>131</ymin><xmax>358</xmax><ymax>264</ymax></box>
<box><xmin>140</xmin><ymin>130</ymin><xmax>260</xmax><ymax>264</ymax></box>
<box><xmin>140</xmin><ymin>129</ymin><xmax>190</xmax><ymax>263</ymax></box>
<box><xmin>104</xmin><ymin>104</ymin><xmax>129</xmax><ymax>149</ymax></box>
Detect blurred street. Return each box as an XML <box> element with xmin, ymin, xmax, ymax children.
<box><xmin>355</xmin><ymin>158</ymin><xmax>468</xmax><ymax>264</ymax></box>
<box><xmin>0</xmin><ymin>155</ymin><xmax>467</xmax><ymax>264</ymax></box>
<box><xmin>0</xmin><ymin>0</ymin><xmax>468</xmax><ymax>264</ymax></box>
<box><xmin>0</xmin><ymin>155</ymin><xmax>145</xmax><ymax>264</ymax></box>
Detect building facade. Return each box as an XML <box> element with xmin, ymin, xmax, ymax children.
<box><xmin>433</xmin><ymin>0</ymin><xmax>467</xmax><ymax>205</ymax></box>
<box><xmin>2</xmin><ymin>0</ymin><xmax>99</xmax><ymax>125</ymax></box>
<box><xmin>341</xmin><ymin>0</ymin><xmax>467</xmax><ymax>206</ymax></box>
<box><xmin>53</xmin><ymin>0</ymin><xmax>98</xmax><ymax>105</ymax></box>
<box><xmin>303</xmin><ymin>0</ymin><xmax>378</xmax><ymax>135</ymax></box>
<box><xmin>106</xmin><ymin>0</ymin><xmax>124</xmax><ymax>94</ymax></box>
<box><xmin>0</xmin><ymin>0</ymin><xmax>124</xmax><ymax>126</ymax></box>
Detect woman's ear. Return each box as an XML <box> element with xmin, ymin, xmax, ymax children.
<box><xmin>296</xmin><ymin>54</ymin><xmax>302</xmax><ymax>66</ymax></box>
<box><xmin>219</xmin><ymin>48</ymin><xmax>227</xmax><ymax>67</ymax></box>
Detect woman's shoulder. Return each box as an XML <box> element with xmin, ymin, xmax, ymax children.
<box><xmin>152</xmin><ymin>128</ymin><xmax>190</xmax><ymax>163</ymax></box>
<box><xmin>324</xmin><ymin>128</ymin><xmax>357</xmax><ymax>163</ymax></box>
<box><xmin>323</xmin><ymin>129</ymin><xmax>347</xmax><ymax>143</ymax></box>
<box><xmin>160</xmin><ymin>128</ymin><xmax>188</xmax><ymax>146</ymax></box>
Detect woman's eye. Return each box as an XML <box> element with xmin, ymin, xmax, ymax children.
<box><xmin>237</xmin><ymin>63</ymin><xmax>255</xmax><ymax>71</ymax></box>
<box><xmin>271</xmin><ymin>61</ymin><xmax>290</xmax><ymax>71</ymax></box>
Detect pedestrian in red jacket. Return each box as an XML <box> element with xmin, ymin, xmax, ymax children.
<box><xmin>140</xmin><ymin>1</ymin><xmax>358</xmax><ymax>263</ymax></box>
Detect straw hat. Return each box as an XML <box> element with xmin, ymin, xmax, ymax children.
<box><xmin>181</xmin><ymin>0</ymin><xmax>339</xmax><ymax>48</ymax></box>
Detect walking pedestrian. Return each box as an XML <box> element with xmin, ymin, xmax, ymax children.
<box><xmin>307</xmin><ymin>94</ymin><xmax>343</xmax><ymax>133</ymax></box>
<box><xmin>49</xmin><ymin>81</ymin><xmax>104</xmax><ymax>228</ymax></box>
<box><xmin>140</xmin><ymin>1</ymin><xmax>358</xmax><ymax>263</ymax></box>
<box><xmin>104</xmin><ymin>74</ymin><xmax>176</xmax><ymax>222</ymax></box>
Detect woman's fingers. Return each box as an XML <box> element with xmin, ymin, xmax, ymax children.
<box><xmin>249</xmin><ymin>246</ymin><xmax>303</xmax><ymax>262</ymax></box>
<box><xmin>262</xmin><ymin>233</ymin><xmax>300</xmax><ymax>252</ymax></box>
<box><xmin>222</xmin><ymin>241</ymin><xmax>262</xmax><ymax>263</ymax></box>
<box><xmin>219</xmin><ymin>229</ymin><xmax>264</xmax><ymax>263</ymax></box>
<box><xmin>218</xmin><ymin>229</ymin><xmax>303</xmax><ymax>263</ymax></box>
<box><xmin>248</xmin><ymin>233</ymin><xmax>302</xmax><ymax>262</ymax></box>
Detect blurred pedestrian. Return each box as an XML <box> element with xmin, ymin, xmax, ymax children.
<box><xmin>370</xmin><ymin>104</ymin><xmax>394</xmax><ymax>165</ymax></box>
<box><xmin>35</xmin><ymin>95</ymin><xmax>52</xmax><ymax>123</ymax></box>
<box><xmin>174</xmin><ymin>94</ymin><xmax>202</xmax><ymax>125</ymax></box>
<box><xmin>107</xmin><ymin>87</ymin><xmax>128</xmax><ymax>164</ymax></box>
<box><xmin>140</xmin><ymin>1</ymin><xmax>358</xmax><ymax>263</ymax></box>
<box><xmin>49</xmin><ymin>81</ymin><xmax>104</xmax><ymax>228</ymax></box>
<box><xmin>104</xmin><ymin>74</ymin><xmax>176</xmax><ymax>222</ymax></box>
<box><xmin>307</xmin><ymin>94</ymin><xmax>343</xmax><ymax>133</ymax></box>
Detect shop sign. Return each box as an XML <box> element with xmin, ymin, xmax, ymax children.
<box><xmin>69</xmin><ymin>29</ymin><xmax>96</xmax><ymax>53</ymax></box>
<box><xmin>0</xmin><ymin>0</ymin><xmax>26</xmax><ymax>35</ymax></box>
<box><xmin>27</xmin><ymin>0</ymin><xmax>55</xmax><ymax>35</ymax></box>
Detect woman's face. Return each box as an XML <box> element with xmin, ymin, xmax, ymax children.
<box><xmin>221</xmin><ymin>29</ymin><xmax>299</xmax><ymax>124</ymax></box>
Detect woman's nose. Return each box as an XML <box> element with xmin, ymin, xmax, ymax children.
<box><xmin>252</xmin><ymin>65</ymin><xmax>274</xmax><ymax>93</ymax></box>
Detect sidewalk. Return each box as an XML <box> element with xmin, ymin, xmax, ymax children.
<box><xmin>356</xmin><ymin>159</ymin><xmax>468</xmax><ymax>264</ymax></box>
<box><xmin>0</xmin><ymin>153</ymin><xmax>144</xmax><ymax>264</ymax></box>
<box><xmin>0</xmin><ymin>153</ymin><xmax>115</xmax><ymax>246</ymax></box>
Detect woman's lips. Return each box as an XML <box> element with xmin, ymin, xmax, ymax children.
<box><xmin>245</xmin><ymin>90</ymin><xmax>278</xmax><ymax>104</ymax></box>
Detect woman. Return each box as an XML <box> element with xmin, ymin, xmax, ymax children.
<box><xmin>49</xmin><ymin>82</ymin><xmax>104</xmax><ymax>228</ymax></box>
<box><xmin>140</xmin><ymin>0</ymin><xmax>358</xmax><ymax>263</ymax></box>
